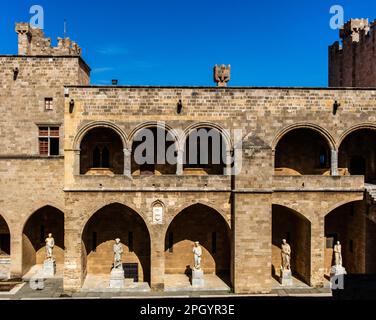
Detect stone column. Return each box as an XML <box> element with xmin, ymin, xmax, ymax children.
<box><xmin>73</xmin><ymin>149</ymin><xmax>80</xmax><ymax>176</ymax></box>
<box><xmin>310</xmin><ymin>214</ymin><xmax>325</xmax><ymax>287</ymax></box>
<box><xmin>331</xmin><ymin>149</ymin><xmax>339</xmax><ymax>176</ymax></box>
<box><xmin>124</xmin><ymin>149</ymin><xmax>131</xmax><ymax>177</ymax></box>
<box><xmin>176</xmin><ymin>148</ymin><xmax>184</xmax><ymax>175</ymax></box>
<box><xmin>224</xmin><ymin>150</ymin><xmax>232</xmax><ymax>176</ymax></box>
<box><xmin>63</xmin><ymin>209</ymin><xmax>84</xmax><ymax>292</ymax></box>
<box><xmin>233</xmin><ymin>193</ymin><xmax>272</xmax><ymax>293</ymax></box>
<box><xmin>150</xmin><ymin>225</ymin><xmax>165</xmax><ymax>291</ymax></box>
<box><xmin>9</xmin><ymin>227</ymin><xmax>22</xmax><ymax>279</ymax></box>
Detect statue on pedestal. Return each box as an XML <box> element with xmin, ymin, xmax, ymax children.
<box><xmin>192</xmin><ymin>241</ymin><xmax>202</xmax><ymax>270</ymax></box>
<box><xmin>280</xmin><ymin>239</ymin><xmax>292</xmax><ymax>286</ymax></box>
<box><xmin>334</xmin><ymin>241</ymin><xmax>343</xmax><ymax>266</ymax></box>
<box><xmin>45</xmin><ymin>233</ymin><xmax>55</xmax><ymax>261</ymax></box>
<box><xmin>191</xmin><ymin>241</ymin><xmax>204</xmax><ymax>287</ymax></box>
<box><xmin>113</xmin><ymin>238</ymin><xmax>123</xmax><ymax>270</ymax></box>
<box><xmin>110</xmin><ymin>238</ymin><xmax>125</xmax><ymax>288</ymax></box>
<box><xmin>43</xmin><ymin>233</ymin><xmax>56</xmax><ymax>277</ymax></box>
<box><xmin>330</xmin><ymin>240</ymin><xmax>347</xmax><ymax>285</ymax></box>
<box><xmin>281</xmin><ymin>239</ymin><xmax>291</xmax><ymax>271</ymax></box>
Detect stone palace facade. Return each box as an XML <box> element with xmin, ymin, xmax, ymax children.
<box><xmin>0</xmin><ymin>19</ymin><xmax>376</xmax><ymax>293</ymax></box>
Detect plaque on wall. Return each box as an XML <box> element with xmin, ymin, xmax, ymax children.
<box><xmin>152</xmin><ymin>205</ymin><xmax>164</xmax><ymax>224</ymax></box>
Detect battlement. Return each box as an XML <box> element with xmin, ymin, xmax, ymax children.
<box><xmin>340</xmin><ymin>18</ymin><xmax>370</xmax><ymax>42</ymax></box>
<box><xmin>15</xmin><ymin>22</ymin><xmax>81</xmax><ymax>56</ymax></box>
<box><xmin>329</xmin><ymin>18</ymin><xmax>376</xmax><ymax>87</ymax></box>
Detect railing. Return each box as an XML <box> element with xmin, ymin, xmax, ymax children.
<box><xmin>273</xmin><ymin>175</ymin><xmax>364</xmax><ymax>191</ymax></box>
<box><xmin>66</xmin><ymin>174</ymin><xmax>232</xmax><ymax>191</ymax></box>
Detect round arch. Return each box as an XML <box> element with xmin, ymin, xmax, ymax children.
<box><xmin>164</xmin><ymin>203</ymin><xmax>231</xmax><ymax>285</ymax></box>
<box><xmin>338</xmin><ymin>125</ymin><xmax>376</xmax><ymax>182</ymax></box>
<box><xmin>338</xmin><ymin>123</ymin><xmax>376</xmax><ymax>148</ymax></box>
<box><xmin>165</xmin><ymin>201</ymin><xmax>230</xmax><ymax>233</ymax></box>
<box><xmin>130</xmin><ymin>122</ymin><xmax>179</xmax><ymax>176</ymax></box>
<box><xmin>272</xmin><ymin>204</ymin><xmax>311</xmax><ymax>285</ymax></box>
<box><xmin>73</xmin><ymin>121</ymin><xmax>129</xmax><ymax>151</ymax></box>
<box><xmin>272</xmin><ymin>123</ymin><xmax>336</xmax><ymax>151</ymax></box>
<box><xmin>181</xmin><ymin>122</ymin><xmax>233</xmax><ymax>152</ymax></box>
<box><xmin>129</xmin><ymin>121</ymin><xmax>180</xmax><ymax>148</ymax></box>
<box><xmin>182</xmin><ymin>123</ymin><xmax>231</xmax><ymax>175</ymax></box>
<box><xmin>79</xmin><ymin>201</ymin><xmax>150</xmax><ymax>237</ymax></box>
<box><xmin>273</xmin><ymin>124</ymin><xmax>334</xmax><ymax>175</ymax></box>
<box><xmin>81</xmin><ymin>203</ymin><xmax>151</xmax><ymax>284</ymax></box>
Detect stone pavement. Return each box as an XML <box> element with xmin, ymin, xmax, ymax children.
<box><xmin>0</xmin><ymin>278</ymin><xmax>335</xmax><ymax>300</ymax></box>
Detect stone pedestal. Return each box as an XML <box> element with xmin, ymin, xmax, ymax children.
<box><xmin>280</xmin><ymin>269</ymin><xmax>293</xmax><ymax>286</ymax></box>
<box><xmin>192</xmin><ymin>268</ymin><xmax>204</xmax><ymax>287</ymax></box>
<box><xmin>330</xmin><ymin>265</ymin><xmax>347</xmax><ymax>290</ymax></box>
<box><xmin>109</xmin><ymin>268</ymin><xmax>125</xmax><ymax>288</ymax></box>
<box><xmin>43</xmin><ymin>259</ymin><xmax>56</xmax><ymax>278</ymax></box>
<box><xmin>330</xmin><ymin>265</ymin><xmax>347</xmax><ymax>276</ymax></box>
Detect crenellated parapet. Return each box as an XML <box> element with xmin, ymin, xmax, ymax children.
<box><xmin>329</xmin><ymin>18</ymin><xmax>376</xmax><ymax>87</ymax></box>
<box><xmin>15</xmin><ymin>22</ymin><xmax>81</xmax><ymax>56</ymax></box>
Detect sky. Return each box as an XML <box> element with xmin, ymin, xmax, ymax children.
<box><xmin>0</xmin><ymin>0</ymin><xmax>375</xmax><ymax>86</ymax></box>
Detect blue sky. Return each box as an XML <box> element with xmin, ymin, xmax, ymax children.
<box><xmin>1</xmin><ymin>0</ymin><xmax>375</xmax><ymax>86</ymax></box>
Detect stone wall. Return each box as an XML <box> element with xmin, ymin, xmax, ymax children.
<box><xmin>0</xmin><ymin>158</ymin><xmax>65</xmax><ymax>277</ymax></box>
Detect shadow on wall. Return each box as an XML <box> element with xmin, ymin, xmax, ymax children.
<box><xmin>164</xmin><ymin>203</ymin><xmax>231</xmax><ymax>284</ymax></box>
<box><xmin>81</xmin><ymin>203</ymin><xmax>151</xmax><ymax>283</ymax></box>
<box><xmin>272</xmin><ymin>204</ymin><xmax>311</xmax><ymax>285</ymax></box>
<box><xmin>22</xmin><ymin>206</ymin><xmax>64</xmax><ymax>275</ymax></box>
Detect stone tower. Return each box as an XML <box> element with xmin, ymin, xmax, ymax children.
<box><xmin>15</xmin><ymin>22</ymin><xmax>81</xmax><ymax>56</ymax></box>
<box><xmin>329</xmin><ymin>18</ymin><xmax>376</xmax><ymax>87</ymax></box>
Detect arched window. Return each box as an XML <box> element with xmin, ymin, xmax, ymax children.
<box><xmin>92</xmin><ymin>146</ymin><xmax>101</xmax><ymax>168</ymax></box>
<box><xmin>131</xmin><ymin>126</ymin><xmax>177</xmax><ymax>176</ymax></box>
<box><xmin>102</xmin><ymin>146</ymin><xmax>110</xmax><ymax>168</ymax></box>
<box><xmin>80</xmin><ymin>127</ymin><xmax>124</xmax><ymax>175</ymax></box>
<box><xmin>183</xmin><ymin>127</ymin><xmax>226</xmax><ymax>175</ymax></box>
<box><xmin>339</xmin><ymin>129</ymin><xmax>376</xmax><ymax>182</ymax></box>
<box><xmin>275</xmin><ymin>128</ymin><xmax>331</xmax><ymax>175</ymax></box>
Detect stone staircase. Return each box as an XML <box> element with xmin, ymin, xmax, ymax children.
<box><xmin>365</xmin><ymin>184</ymin><xmax>376</xmax><ymax>203</ymax></box>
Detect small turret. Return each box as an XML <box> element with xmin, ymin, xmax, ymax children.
<box><xmin>15</xmin><ymin>22</ymin><xmax>82</xmax><ymax>56</ymax></box>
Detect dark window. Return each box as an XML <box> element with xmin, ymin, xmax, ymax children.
<box><xmin>92</xmin><ymin>146</ymin><xmax>111</xmax><ymax>168</ymax></box>
<box><xmin>102</xmin><ymin>146</ymin><xmax>110</xmax><ymax>168</ymax></box>
<box><xmin>45</xmin><ymin>97</ymin><xmax>53</xmax><ymax>111</ymax></box>
<box><xmin>38</xmin><ymin>126</ymin><xmax>60</xmax><ymax>156</ymax></box>
<box><xmin>326</xmin><ymin>234</ymin><xmax>337</xmax><ymax>248</ymax></box>
<box><xmin>212</xmin><ymin>232</ymin><xmax>217</xmax><ymax>253</ymax></box>
<box><xmin>128</xmin><ymin>232</ymin><xmax>134</xmax><ymax>252</ymax></box>
<box><xmin>124</xmin><ymin>263</ymin><xmax>138</xmax><ymax>282</ymax></box>
<box><xmin>93</xmin><ymin>147</ymin><xmax>101</xmax><ymax>168</ymax></box>
<box><xmin>319</xmin><ymin>147</ymin><xmax>328</xmax><ymax>168</ymax></box>
<box><xmin>168</xmin><ymin>232</ymin><xmax>173</xmax><ymax>253</ymax></box>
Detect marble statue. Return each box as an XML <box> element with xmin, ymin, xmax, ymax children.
<box><xmin>281</xmin><ymin>239</ymin><xmax>291</xmax><ymax>271</ymax></box>
<box><xmin>45</xmin><ymin>233</ymin><xmax>55</xmax><ymax>261</ymax></box>
<box><xmin>334</xmin><ymin>241</ymin><xmax>343</xmax><ymax>266</ymax></box>
<box><xmin>113</xmin><ymin>238</ymin><xmax>123</xmax><ymax>269</ymax></box>
<box><xmin>192</xmin><ymin>241</ymin><xmax>202</xmax><ymax>270</ymax></box>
